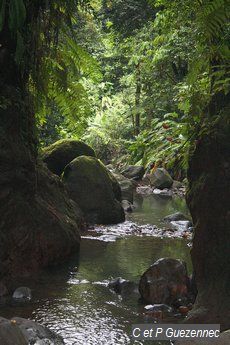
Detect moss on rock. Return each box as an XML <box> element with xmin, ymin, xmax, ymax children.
<box><xmin>41</xmin><ymin>139</ymin><xmax>96</xmax><ymax>176</ymax></box>
<box><xmin>63</xmin><ymin>156</ymin><xmax>125</xmax><ymax>224</ymax></box>
<box><xmin>0</xmin><ymin>162</ymin><xmax>82</xmax><ymax>286</ymax></box>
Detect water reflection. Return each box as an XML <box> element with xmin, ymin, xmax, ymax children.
<box><xmin>0</xmin><ymin>195</ymin><xmax>191</xmax><ymax>345</ymax></box>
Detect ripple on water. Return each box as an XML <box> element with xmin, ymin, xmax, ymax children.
<box><xmin>0</xmin><ymin>195</ymin><xmax>189</xmax><ymax>345</ymax></box>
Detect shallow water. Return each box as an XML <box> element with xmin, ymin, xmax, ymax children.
<box><xmin>0</xmin><ymin>194</ymin><xmax>192</xmax><ymax>344</ymax></box>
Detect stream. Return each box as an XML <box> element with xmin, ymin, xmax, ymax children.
<box><xmin>0</xmin><ymin>194</ymin><xmax>192</xmax><ymax>344</ymax></box>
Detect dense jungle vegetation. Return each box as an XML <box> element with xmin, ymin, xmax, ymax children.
<box><xmin>34</xmin><ymin>0</ymin><xmax>229</xmax><ymax>175</ymax></box>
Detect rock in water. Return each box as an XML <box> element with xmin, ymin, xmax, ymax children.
<box><xmin>0</xmin><ymin>317</ymin><xmax>64</xmax><ymax>345</ymax></box>
<box><xmin>149</xmin><ymin>168</ymin><xmax>173</xmax><ymax>189</ymax></box>
<box><xmin>112</xmin><ymin>172</ymin><xmax>134</xmax><ymax>203</ymax></box>
<box><xmin>0</xmin><ymin>162</ymin><xmax>82</xmax><ymax>282</ymax></box>
<box><xmin>0</xmin><ymin>317</ymin><xmax>27</xmax><ymax>345</ymax></box>
<box><xmin>41</xmin><ymin>139</ymin><xmax>96</xmax><ymax>176</ymax></box>
<box><xmin>63</xmin><ymin>156</ymin><xmax>125</xmax><ymax>224</ymax></box>
<box><xmin>139</xmin><ymin>258</ymin><xmax>189</xmax><ymax>305</ymax></box>
<box><xmin>12</xmin><ymin>287</ymin><xmax>32</xmax><ymax>300</ymax></box>
<box><xmin>121</xmin><ymin>165</ymin><xmax>145</xmax><ymax>180</ymax></box>
<box><xmin>108</xmin><ymin>277</ymin><xmax>138</xmax><ymax>298</ymax></box>
<box><xmin>121</xmin><ymin>200</ymin><xmax>134</xmax><ymax>212</ymax></box>
<box><xmin>164</xmin><ymin>212</ymin><xmax>190</xmax><ymax>222</ymax></box>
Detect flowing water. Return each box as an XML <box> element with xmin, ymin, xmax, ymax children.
<box><xmin>0</xmin><ymin>194</ymin><xmax>192</xmax><ymax>344</ymax></box>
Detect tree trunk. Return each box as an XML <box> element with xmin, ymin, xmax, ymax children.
<box><xmin>134</xmin><ymin>63</ymin><xmax>141</xmax><ymax>136</ymax></box>
<box><xmin>186</xmin><ymin>99</ymin><xmax>230</xmax><ymax>330</ymax></box>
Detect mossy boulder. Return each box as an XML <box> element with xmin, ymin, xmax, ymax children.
<box><xmin>149</xmin><ymin>168</ymin><xmax>173</xmax><ymax>189</ymax></box>
<box><xmin>41</xmin><ymin>139</ymin><xmax>96</xmax><ymax>176</ymax></box>
<box><xmin>0</xmin><ymin>162</ymin><xmax>82</xmax><ymax>284</ymax></box>
<box><xmin>121</xmin><ymin>165</ymin><xmax>145</xmax><ymax>180</ymax></box>
<box><xmin>0</xmin><ymin>317</ymin><xmax>64</xmax><ymax>345</ymax></box>
<box><xmin>63</xmin><ymin>156</ymin><xmax>125</xmax><ymax>224</ymax></box>
<box><xmin>112</xmin><ymin>172</ymin><xmax>134</xmax><ymax>203</ymax></box>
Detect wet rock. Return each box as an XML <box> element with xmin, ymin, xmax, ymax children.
<box><xmin>0</xmin><ymin>317</ymin><xmax>64</xmax><ymax>345</ymax></box>
<box><xmin>153</xmin><ymin>188</ymin><xmax>173</xmax><ymax>197</ymax></box>
<box><xmin>12</xmin><ymin>287</ymin><xmax>32</xmax><ymax>300</ymax></box>
<box><xmin>172</xmin><ymin>180</ymin><xmax>183</xmax><ymax>188</ymax></box>
<box><xmin>149</xmin><ymin>168</ymin><xmax>173</xmax><ymax>189</ymax></box>
<box><xmin>178</xmin><ymin>305</ymin><xmax>189</xmax><ymax>315</ymax></box>
<box><xmin>0</xmin><ymin>162</ymin><xmax>82</xmax><ymax>282</ymax></box>
<box><xmin>12</xmin><ymin>317</ymin><xmax>64</xmax><ymax>345</ymax></box>
<box><xmin>171</xmin><ymin>220</ymin><xmax>193</xmax><ymax>232</ymax></box>
<box><xmin>139</xmin><ymin>258</ymin><xmax>190</xmax><ymax>305</ymax></box>
<box><xmin>136</xmin><ymin>185</ymin><xmax>153</xmax><ymax>195</ymax></box>
<box><xmin>172</xmin><ymin>296</ymin><xmax>190</xmax><ymax>308</ymax></box>
<box><xmin>108</xmin><ymin>277</ymin><xmax>138</xmax><ymax>297</ymax></box>
<box><xmin>41</xmin><ymin>139</ymin><xmax>95</xmax><ymax>176</ymax></box>
<box><xmin>112</xmin><ymin>172</ymin><xmax>134</xmax><ymax>203</ymax></box>
<box><xmin>63</xmin><ymin>156</ymin><xmax>125</xmax><ymax>224</ymax></box>
<box><xmin>144</xmin><ymin>304</ymin><xmax>173</xmax><ymax>314</ymax></box>
<box><xmin>122</xmin><ymin>200</ymin><xmax>134</xmax><ymax>212</ymax></box>
<box><xmin>121</xmin><ymin>165</ymin><xmax>145</xmax><ymax>181</ymax></box>
<box><xmin>164</xmin><ymin>212</ymin><xmax>190</xmax><ymax>222</ymax></box>
<box><xmin>0</xmin><ymin>317</ymin><xmax>27</xmax><ymax>345</ymax></box>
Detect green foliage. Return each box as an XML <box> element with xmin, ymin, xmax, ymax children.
<box><xmin>128</xmin><ymin>113</ymin><xmax>189</xmax><ymax>169</ymax></box>
<box><xmin>8</xmin><ymin>0</ymin><xmax>26</xmax><ymax>31</ymax></box>
<box><xmin>2</xmin><ymin>0</ymin><xmax>228</xmax><ymax>172</ymax></box>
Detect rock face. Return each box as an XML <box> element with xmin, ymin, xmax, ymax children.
<box><xmin>186</xmin><ymin>106</ymin><xmax>230</xmax><ymax>330</ymax></box>
<box><xmin>63</xmin><ymin>156</ymin><xmax>125</xmax><ymax>224</ymax></box>
<box><xmin>121</xmin><ymin>165</ymin><xmax>145</xmax><ymax>180</ymax></box>
<box><xmin>0</xmin><ymin>162</ymin><xmax>82</xmax><ymax>285</ymax></box>
<box><xmin>0</xmin><ymin>317</ymin><xmax>64</xmax><ymax>345</ymax></box>
<box><xmin>139</xmin><ymin>258</ymin><xmax>189</xmax><ymax>305</ymax></box>
<box><xmin>112</xmin><ymin>172</ymin><xmax>134</xmax><ymax>203</ymax></box>
<box><xmin>41</xmin><ymin>139</ymin><xmax>96</xmax><ymax>176</ymax></box>
<box><xmin>149</xmin><ymin>168</ymin><xmax>173</xmax><ymax>189</ymax></box>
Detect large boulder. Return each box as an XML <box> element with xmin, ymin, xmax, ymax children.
<box><xmin>139</xmin><ymin>258</ymin><xmax>189</xmax><ymax>305</ymax></box>
<box><xmin>63</xmin><ymin>156</ymin><xmax>125</xmax><ymax>224</ymax></box>
<box><xmin>121</xmin><ymin>165</ymin><xmax>145</xmax><ymax>180</ymax></box>
<box><xmin>0</xmin><ymin>162</ymin><xmax>82</xmax><ymax>284</ymax></box>
<box><xmin>41</xmin><ymin>139</ymin><xmax>96</xmax><ymax>176</ymax></box>
<box><xmin>149</xmin><ymin>168</ymin><xmax>173</xmax><ymax>189</ymax></box>
<box><xmin>0</xmin><ymin>317</ymin><xmax>64</xmax><ymax>345</ymax></box>
<box><xmin>107</xmin><ymin>172</ymin><xmax>122</xmax><ymax>202</ymax></box>
<box><xmin>112</xmin><ymin>172</ymin><xmax>134</xmax><ymax>203</ymax></box>
<box><xmin>0</xmin><ymin>317</ymin><xmax>27</xmax><ymax>345</ymax></box>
